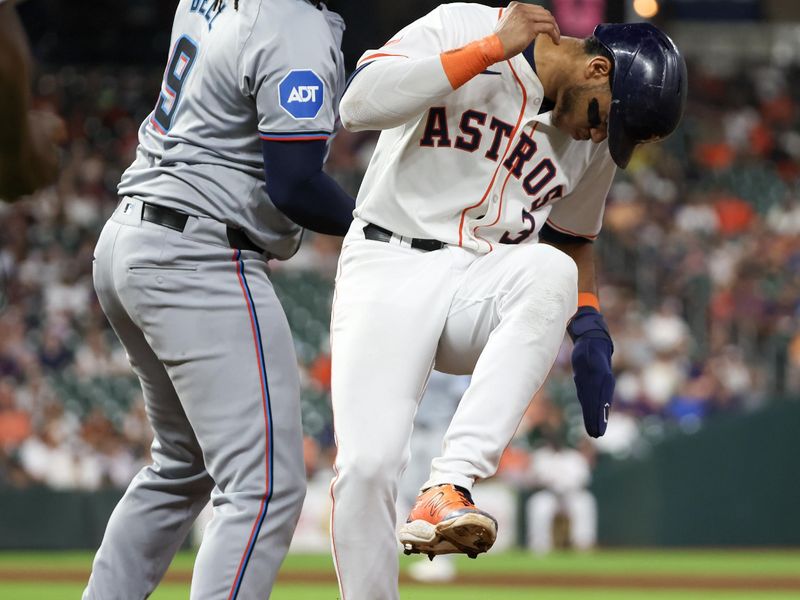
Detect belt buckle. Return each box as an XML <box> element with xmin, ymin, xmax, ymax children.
<box><xmin>411</xmin><ymin>238</ymin><xmax>443</xmax><ymax>252</ymax></box>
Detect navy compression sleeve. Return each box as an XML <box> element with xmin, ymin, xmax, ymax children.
<box><xmin>261</xmin><ymin>139</ymin><xmax>355</xmax><ymax>236</ymax></box>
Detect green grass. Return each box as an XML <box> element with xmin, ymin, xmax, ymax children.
<box><xmin>5</xmin><ymin>583</ymin><xmax>800</xmax><ymax>600</ymax></box>
<box><xmin>2</xmin><ymin>549</ymin><xmax>799</xmax><ymax>576</ymax></box>
<box><xmin>439</xmin><ymin>549</ymin><xmax>800</xmax><ymax>576</ymax></box>
<box><xmin>0</xmin><ymin>583</ymin><xmax>89</xmax><ymax>600</ymax></box>
<box><xmin>1</xmin><ymin>550</ymin><xmax>798</xmax><ymax>599</ymax></box>
<box><xmin>286</xmin><ymin>548</ymin><xmax>800</xmax><ymax>577</ymax></box>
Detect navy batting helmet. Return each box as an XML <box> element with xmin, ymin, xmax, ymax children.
<box><xmin>594</xmin><ymin>23</ymin><xmax>688</xmax><ymax>168</ymax></box>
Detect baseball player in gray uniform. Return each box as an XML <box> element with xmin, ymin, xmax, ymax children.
<box><xmin>84</xmin><ymin>1</ymin><xmax>354</xmax><ymax>598</ymax></box>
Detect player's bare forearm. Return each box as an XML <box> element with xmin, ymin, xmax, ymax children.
<box><xmin>544</xmin><ymin>236</ymin><xmax>597</xmax><ymax>295</ymax></box>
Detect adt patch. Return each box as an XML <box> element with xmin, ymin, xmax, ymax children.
<box><xmin>279</xmin><ymin>70</ymin><xmax>325</xmax><ymax>120</ymax></box>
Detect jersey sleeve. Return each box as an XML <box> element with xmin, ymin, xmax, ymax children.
<box><xmin>355</xmin><ymin>7</ymin><xmax>450</xmax><ymax>69</ymax></box>
<box><xmin>353</xmin><ymin>4</ymin><xmax>484</xmax><ymax>68</ymax></box>
<box><xmin>341</xmin><ymin>5</ymin><xmax>500</xmax><ymax>132</ymax></box>
<box><xmin>240</xmin><ymin>5</ymin><xmax>345</xmax><ymax>143</ymax></box>
<box><xmin>545</xmin><ymin>145</ymin><xmax>617</xmax><ymax>240</ymax></box>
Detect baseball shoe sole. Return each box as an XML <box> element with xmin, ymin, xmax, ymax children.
<box><xmin>399</xmin><ymin>511</ymin><xmax>497</xmax><ymax>560</ymax></box>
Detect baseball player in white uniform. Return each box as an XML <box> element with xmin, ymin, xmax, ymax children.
<box><xmin>329</xmin><ymin>3</ymin><xmax>686</xmax><ymax>599</ymax></box>
<box><xmin>84</xmin><ymin>1</ymin><xmax>354</xmax><ymax>599</ymax></box>
<box><xmin>526</xmin><ymin>438</ymin><xmax>597</xmax><ymax>554</ymax></box>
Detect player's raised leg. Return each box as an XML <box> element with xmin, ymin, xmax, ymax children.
<box><xmin>434</xmin><ymin>243</ymin><xmax>578</xmax><ymax>483</ymax></box>
<box><xmin>329</xmin><ymin>235</ymin><xmax>458</xmax><ymax>600</ymax></box>
<box><xmin>401</xmin><ymin>243</ymin><xmax>577</xmax><ymax>556</ymax></box>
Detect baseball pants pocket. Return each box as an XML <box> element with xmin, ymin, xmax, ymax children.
<box><xmin>128</xmin><ymin>264</ymin><xmax>199</xmax><ymax>271</ymax></box>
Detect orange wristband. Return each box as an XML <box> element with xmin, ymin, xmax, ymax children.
<box><xmin>440</xmin><ymin>34</ymin><xmax>505</xmax><ymax>90</ymax></box>
<box><xmin>578</xmin><ymin>292</ymin><xmax>600</xmax><ymax>311</ymax></box>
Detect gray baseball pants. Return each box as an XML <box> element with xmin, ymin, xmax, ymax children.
<box><xmin>84</xmin><ymin>198</ymin><xmax>305</xmax><ymax>599</ymax></box>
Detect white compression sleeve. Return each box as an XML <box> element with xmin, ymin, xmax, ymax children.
<box><xmin>339</xmin><ymin>57</ymin><xmax>453</xmax><ymax>132</ymax></box>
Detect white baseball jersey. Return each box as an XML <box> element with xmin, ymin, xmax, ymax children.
<box><xmin>346</xmin><ymin>3</ymin><xmax>616</xmax><ymax>252</ymax></box>
<box><xmin>118</xmin><ymin>0</ymin><xmax>345</xmax><ymax>259</ymax></box>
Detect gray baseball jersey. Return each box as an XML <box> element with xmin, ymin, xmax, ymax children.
<box><xmin>84</xmin><ymin>2</ymin><xmax>345</xmax><ymax>599</ymax></box>
<box><xmin>118</xmin><ymin>0</ymin><xmax>345</xmax><ymax>258</ymax></box>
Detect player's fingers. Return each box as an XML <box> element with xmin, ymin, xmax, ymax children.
<box><xmin>552</xmin><ymin>15</ymin><xmax>561</xmax><ymax>39</ymax></box>
<box><xmin>527</xmin><ymin>9</ymin><xmax>560</xmax><ymax>43</ymax></box>
<box><xmin>532</xmin><ymin>22</ymin><xmax>560</xmax><ymax>45</ymax></box>
<box><xmin>540</xmin><ymin>21</ymin><xmax>560</xmax><ymax>44</ymax></box>
<box><xmin>526</xmin><ymin>6</ymin><xmax>555</xmax><ymax>24</ymax></box>
<box><xmin>528</xmin><ymin>5</ymin><xmax>555</xmax><ymax>25</ymax></box>
<box><xmin>549</xmin><ymin>22</ymin><xmax>561</xmax><ymax>44</ymax></box>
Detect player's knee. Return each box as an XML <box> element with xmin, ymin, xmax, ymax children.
<box><xmin>511</xmin><ymin>243</ymin><xmax>577</xmax><ymax>292</ymax></box>
<box><xmin>510</xmin><ymin>245</ymin><xmax>578</xmax><ymax>318</ymax></box>
<box><xmin>229</xmin><ymin>469</ymin><xmax>306</xmax><ymax>518</ymax></box>
<box><xmin>284</xmin><ymin>475</ymin><xmax>307</xmax><ymax>519</ymax></box>
<box><xmin>536</xmin><ymin>244</ymin><xmax>579</xmax><ymax>295</ymax></box>
<box><xmin>338</xmin><ymin>451</ymin><xmax>404</xmax><ymax>489</ymax></box>
<box><xmin>286</xmin><ymin>470</ymin><xmax>307</xmax><ymax>503</ymax></box>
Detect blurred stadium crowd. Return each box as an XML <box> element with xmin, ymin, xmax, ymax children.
<box><xmin>1</xmin><ymin>54</ymin><xmax>799</xmax><ymax>491</ymax></box>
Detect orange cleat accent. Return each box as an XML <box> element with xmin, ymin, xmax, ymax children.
<box><xmin>399</xmin><ymin>484</ymin><xmax>497</xmax><ymax>558</ymax></box>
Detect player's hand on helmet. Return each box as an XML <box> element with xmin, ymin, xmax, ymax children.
<box><xmin>567</xmin><ymin>306</ymin><xmax>615</xmax><ymax>438</ymax></box>
<box><xmin>494</xmin><ymin>1</ymin><xmax>560</xmax><ymax>60</ymax></box>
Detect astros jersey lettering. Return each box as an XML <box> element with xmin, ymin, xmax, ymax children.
<box><xmin>330</xmin><ymin>4</ymin><xmax>619</xmax><ymax>599</ymax></box>
<box><xmin>118</xmin><ymin>0</ymin><xmax>345</xmax><ymax>258</ymax></box>
<box><xmin>352</xmin><ymin>3</ymin><xmax>616</xmax><ymax>251</ymax></box>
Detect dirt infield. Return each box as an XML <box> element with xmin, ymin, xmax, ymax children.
<box><xmin>1</xmin><ymin>568</ymin><xmax>799</xmax><ymax>591</ymax></box>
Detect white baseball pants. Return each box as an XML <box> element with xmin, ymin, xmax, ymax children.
<box><xmin>527</xmin><ymin>490</ymin><xmax>598</xmax><ymax>554</ymax></box>
<box><xmin>329</xmin><ymin>220</ymin><xmax>578</xmax><ymax>600</ymax></box>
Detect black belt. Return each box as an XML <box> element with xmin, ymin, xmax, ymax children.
<box><xmin>363</xmin><ymin>223</ymin><xmax>444</xmax><ymax>252</ymax></box>
<box><xmin>141</xmin><ymin>202</ymin><xmax>264</xmax><ymax>254</ymax></box>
